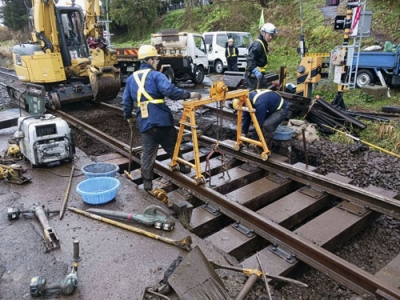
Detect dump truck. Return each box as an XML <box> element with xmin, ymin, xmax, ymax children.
<box><xmin>116</xmin><ymin>30</ymin><xmax>208</xmax><ymax>85</ymax></box>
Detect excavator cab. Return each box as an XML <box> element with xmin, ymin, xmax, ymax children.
<box><xmin>58</xmin><ymin>8</ymin><xmax>91</xmax><ymax>78</ymax></box>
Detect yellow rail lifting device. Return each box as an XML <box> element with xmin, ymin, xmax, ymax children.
<box><xmin>170</xmin><ymin>78</ymin><xmax>270</xmax><ymax>185</ymax></box>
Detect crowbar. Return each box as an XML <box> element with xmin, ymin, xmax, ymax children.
<box><xmin>60</xmin><ymin>166</ymin><xmax>75</xmax><ymax>220</ymax></box>
<box><xmin>256</xmin><ymin>254</ymin><xmax>272</xmax><ymax>300</ymax></box>
<box><xmin>68</xmin><ymin>207</ymin><xmax>192</xmax><ymax>251</ymax></box>
<box><xmin>209</xmin><ymin>261</ymin><xmax>308</xmax><ymax>288</ymax></box>
<box><xmin>124</xmin><ymin>125</ymin><xmax>134</xmax><ymax>180</ymax></box>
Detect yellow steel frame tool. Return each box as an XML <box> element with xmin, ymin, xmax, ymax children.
<box><xmin>170</xmin><ymin>79</ymin><xmax>269</xmax><ymax>185</ymax></box>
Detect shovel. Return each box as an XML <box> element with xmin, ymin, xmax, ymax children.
<box><xmin>168</xmin><ymin>246</ymin><xmax>232</xmax><ymax>300</ymax></box>
<box><xmin>124</xmin><ymin>125</ymin><xmax>134</xmax><ymax>180</ymax></box>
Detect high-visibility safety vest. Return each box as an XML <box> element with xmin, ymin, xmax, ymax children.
<box><xmin>133</xmin><ymin>69</ymin><xmax>164</xmax><ymax>105</ymax></box>
<box><xmin>253</xmin><ymin>89</ymin><xmax>284</xmax><ymax>111</ymax></box>
<box><xmin>255</xmin><ymin>39</ymin><xmax>268</xmax><ymax>73</ymax></box>
<box><xmin>227</xmin><ymin>47</ymin><xmax>237</xmax><ymax>57</ymax></box>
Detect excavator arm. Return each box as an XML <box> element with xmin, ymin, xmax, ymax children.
<box><xmin>83</xmin><ymin>0</ymin><xmax>103</xmax><ymax>40</ymax></box>
<box><xmin>81</xmin><ymin>0</ymin><xmax>121</xmax><ymax>101</ymax></box>
<box><xmin>31</xmin><ymin>0</ymin><xmax>60</xmax><ymax>53</ymax></box>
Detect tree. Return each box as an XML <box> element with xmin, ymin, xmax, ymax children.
<box><xmin>109</xmin><ymin>0</ymin><xmax>161</xmax><ymax>40</ymax></box>
<box><xmin>1</xmin><ymin>0</ymin><xmax>30</xmax><ymax>31</ymax></box>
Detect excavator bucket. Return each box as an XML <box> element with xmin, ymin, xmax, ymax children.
<box><xmin>89</xmin><ymin>66</ymin><xmax>121</xmax><ymax>102</ymax></box>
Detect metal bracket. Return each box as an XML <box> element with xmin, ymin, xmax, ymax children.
<box><xmin>201</xmin><ymin>203</ymin><xmax>221</xmax><ymax>216</ymax></box>
<box><xmin>267</xmin><ymin>173</ymin><xmax>290</xmax><ymax>185</ymax></box>
<box><xmin>299</xmin><ymin>185</ymin><xmax>325</xmax><ymax>199</ymax></box>
<box><xmin>238</xmin><ymin>163</ymin><xmax>259</xmax><ymax>173</ymax></box>
<box><xmin>268</xmin><ymin>244</ymin><xmax>297</xmax><ymax>264</ymax></box>
<box><xmin>231</xmin><ymin>222</ymin><xmax>255</xmax><ymax>238</ymax></box>
<box><xmin>337</xmin><ymin>200</ymin><xmax>369</xmax><ymax>217</ymax></box>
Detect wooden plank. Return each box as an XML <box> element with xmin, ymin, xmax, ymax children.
<box><xmin>207</xmin><ymin>185</ymin><xmax>331</xmax><ymax>259</ymax></box>
<box><xmin>0</xmin><ymin>108</ymin><xmax>29</xmax><ymax>129</ymax></box>
<box><xmin>189</xmin><ymin>165</ymin><xmax>255</xmax><ymax>237</ymax></box>
<box><xmin>225</xmin><ymin>175</ymin><xmax>293</xmax><ymax>210</ymax></box>
<box><xmin>375</xmin><ymin>253</ymin><xmax>400</xmax><ymax>289</ymax></box>
<box><xmin>294</xmin><ymin>206</ymin><xmax>376</xmax><ymax>250</ymax></box>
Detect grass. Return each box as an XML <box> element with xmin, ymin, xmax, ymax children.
<box><xmin>327</xmin><ymin>120</ymin><xmax>400</xmax><ymax>156</ymax></box>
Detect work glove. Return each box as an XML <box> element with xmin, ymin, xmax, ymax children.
<box><xmin>252</xmin><ymin>68</ymin><xmax>262</xmax><ymax>80</ymax></box>
<box><xmin>190</xmin><ymin>92</ymin><xmax>202</xmax><ymax>100</ymax></box>
<box><xmin>127</xmin><ymin>117</ymin><xmax>135</xmax><ymax>128</ymax></box>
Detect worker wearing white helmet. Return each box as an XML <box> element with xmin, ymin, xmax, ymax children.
<box><xmin>245</xmin><ymin>22</ymin><xmax>278</xmax><ymax>90</ymax></box>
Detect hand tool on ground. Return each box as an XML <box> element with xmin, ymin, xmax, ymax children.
<box><xmin>8</xmin><ymin>202</ymin><xmax>60</xmax><ymax>251</ymax></box>
<box><xmin>60</xmin><ymin>166</ymin><xmax>75</xmax><ymax>220</ymax></box>
<box><xmin>256</xmin><ymin>253</ymin><xmax>272</xmax><ymax>300</ymax></box>
<box><xmin>124</xmin><ymin>124</ymin><xmax>135</xmax><ymax>180</ymax></box>
<box><xmin>86</xmin><ymin>204</ymin><xmax>175</xmax><ymax>231</ymax></box>
<box><xmin>141</xmin><ymin>287</ymin><xmax>171</xmax><ymax>300</ymax></box>
<box><xmin>322</xmin><ymin>124</ymin><xmax>400</xmax><ymax>159</ymax></box>
<box><xmin>209</xmin><ymin>261</ymin><xmax>308</xmax><ymax>288</ymax></box>
<box><xmin>0</xmin><ymin>163</ymin><xmax>31</xmax><ymax>184</ymax></box>
<box><xmin>152</xmin><ymin>187</ymin><xmax>170</xmax><ymax>206</ymax></box>
<box><xmin>168</xmin><ymin>246</ymin><xmax>231</xmax><ymax>300</ymax></box>
<box><xmin>30</xmin><ymin>240</ymin><xmax>81</xmax><ymax>297</ymax></box>
<box><xmin>68</xmin><ymin>207</ymin><xmax>192</xmax><ymax>251</ymax></box>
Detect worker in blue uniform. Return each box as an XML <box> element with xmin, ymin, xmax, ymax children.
<box><xmin>245</xmin><ymin>23</ymin><xmax>278</xmax><ymax>90</ymax></box>
<box><xmin>240</xmin><ymin>89</ymin><xmax>289</xmax><ymax>149</ymax></box>
<box><xmin>122</xmin><ymin>45</ymin><xmax>201</xmax><ymax>191</ymax></box>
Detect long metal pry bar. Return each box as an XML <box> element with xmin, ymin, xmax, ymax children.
<box><xmin>170</xmin><ymin>78</ymin><xmax>270</xmax><ymax>185</ymax></box>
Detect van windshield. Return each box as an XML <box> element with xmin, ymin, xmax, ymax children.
<box><xmin>227</xmin><ymin>32</ymin><xmax>253</xmax><ymax>48</ymax></box>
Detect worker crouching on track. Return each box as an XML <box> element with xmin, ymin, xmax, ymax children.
<box><xmin>122</xmin><ymin>45</ymin><xmax>201</xmax><ymax>191</ymax></box>
<box><xmin>241</xmin><ymin>89</ymin><xmax>289</xmax><ymax>150</ymax></box>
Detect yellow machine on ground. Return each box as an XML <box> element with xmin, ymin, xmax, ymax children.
<box><xmin>12</xmin><ymin>0</ymin><xmax>120</xmax><ymax>110</ymax></box>
<box><xmin>170</xmin><ymin>78</ymin><xmax>269</xmax><ymax>185</ymax></box>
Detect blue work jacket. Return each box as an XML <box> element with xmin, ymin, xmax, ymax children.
<box><xmin>242</xmin><ymin>90</ymin><xmax>287</xmax><ymax>138</ymax></box>
<box><xmin>122</xmin><ymin>64</ymin><xmax>190</xmax><ymax>133</ymax></box>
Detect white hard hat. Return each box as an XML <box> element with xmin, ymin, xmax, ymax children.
<box><xmin>260</xmin><ymin>23</ymin><xmax>278</xmax><ymax>35</ymax></box>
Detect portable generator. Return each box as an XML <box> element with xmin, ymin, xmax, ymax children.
<box><xmin>14</xmin><ymin>114</ymin><xmax>75</xmax><ymax>167</ymax></box>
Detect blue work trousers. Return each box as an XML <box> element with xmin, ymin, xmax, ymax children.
<box><xmin>262</xmin><ymin>107</ymin><xmax>289</xmax><ymax>145</ymax></box>
<box><xmin>141</xmin><ymin>126</ymin><xmax>177</xmax><ymax>182</ymax></box>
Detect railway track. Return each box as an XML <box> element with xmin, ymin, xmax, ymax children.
<box><xmin>48</xmin><ymin>105</ymin><xmax>400</xmax><ymax>299</ymax></box>
<box><xmin>2</xmin><ymin>67</ymin><xmax>400</xmax><ymax>298</ymax></box>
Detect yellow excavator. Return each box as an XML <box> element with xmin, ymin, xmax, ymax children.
<box><xmin>12</xmin><ymin>0</ymin><xmax>120</xmax><ymax>110</ymax></box>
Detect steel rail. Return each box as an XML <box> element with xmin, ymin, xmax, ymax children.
<box><xmin>149</xmin><ymin>156</ymin><xmax>400</xmax><ymax>299</ymax></box>
<box><xmin>52</xmin><ymin>108</ymin><xmax>400</xmax><ymax>298</ymax></box>
<box><xmin>198</xmin><ymin>135</ymin><xmax>400</xmax><ymax>220</ymax></box>
<box><xmin>164</xmin><ymin>173</ymin><xmax>400</xmax><ymax>299</ymax></box>
<box><xmin>48</xmin><ymin>109</ymin><xmax>140</xmax><ymax>164</ymax></box>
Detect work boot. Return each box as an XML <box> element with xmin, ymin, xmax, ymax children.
<box><xmin>179</xmin><ymin>164</ymin><xmax>191</xmax><ymax>174</ymax></box>
<box><xmin>143</xmin><ymin>180</ymin><xmax>153</xmax><ymax>191</ymax></box>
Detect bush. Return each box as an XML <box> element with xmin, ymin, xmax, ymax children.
<box><xmin>0</xmin><ymin>26</ymin><xmax>13</xmax><ymax>42</ymax></box>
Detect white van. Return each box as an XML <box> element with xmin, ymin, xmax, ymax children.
<box><xmin>202</xmin><ymin>31</ymin><xmax>253</xmax><ymax>74</ymax></box>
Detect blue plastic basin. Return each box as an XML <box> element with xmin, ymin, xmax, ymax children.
<box><xmin>273</xmin><ymin>125</ymin><xmax>295</xmax><ymax>141</ymax></box>
<box><xmin>76</xmin><ymin>177</ymin><xmax>121</xmax><ymax>205</ymax></box>
<box><xmin>81</xmin><ymin>163</ymin><xmax>119</xmax><ymax>179</ymax></box>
